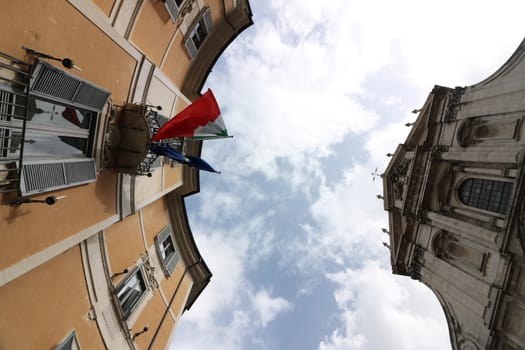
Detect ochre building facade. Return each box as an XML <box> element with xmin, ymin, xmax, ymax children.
<box><xmin>384</xmin><ymin>39</ymin><xmax>525</xmax><ymax>350</ymax></box>
<box><xmin>0</xmin><ymin>1</ymin><xmax>252</xmax><ymax>349</ymax></box>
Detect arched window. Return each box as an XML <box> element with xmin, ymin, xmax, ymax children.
<box><xmin>459</xmin><ymin>178</ymin><xmax>513</xmax><ymax>214</ymax></box>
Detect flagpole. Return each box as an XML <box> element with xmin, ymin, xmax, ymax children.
<box><xmin>186</xmin><ymin>135</ymin><xmax>234</xmax><ymax>142</ymax></box>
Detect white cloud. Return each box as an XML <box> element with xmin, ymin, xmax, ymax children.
<box><xmin>251</xmin><ymin>288</ymin><xmax>292</xmax><ymax>327</ymax></box>
<box><xmin>181</xmin><ymin>230</ymin><xmax>248</xmax><ymax>329</ymax></box>
<box><xmin>320</xmin><ymin>261</ymin><xmax>450</xmax><ymax>350</ymax></box>
<box><xmin>197</xmin><ymin>188</ymin><xmax>243</xmax><ymax>224</ymax></box>
<box><xmin>178</xmin><ymin>1</ymin><xmax>525</xmax><ymax>350</ymax></box>
<box><xmin>209</xmin><ymin>0</ymin><xmax>525</xmax><ymax>188</ymax></box>
<box><xmin>171</xmin><ymin>215</ymin><xmax>285</xmax><ymax>349</ymax></box>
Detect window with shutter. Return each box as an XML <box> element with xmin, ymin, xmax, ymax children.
<box><xmin>0</xmin><ymin>60</ymin><xmax>110</xmax><ymax>195</ymax></box>
<box><xmin>184</xmin><ymin>9</ymin><xmax>213</xmax><ymax>59</ymax></box>
<box><xmin>116</xmin><ymin>268</ymin><xmax>147</xmax><ymax>320</ymax></box>
<box><xmin>164</xmin><ymin>0</ymin><xmax>185</xmax><ymax>22</ymax></box>
<box><xmin>155</xmin><ymin>226</ymin><xmax>180</xmax><ymax>276</ymax></box>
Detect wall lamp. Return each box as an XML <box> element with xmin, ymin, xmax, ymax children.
<box><xmin>111</xmin><ymin>268</ymin><xmax>129</xmax><ymax>280</ymax></box>
<box><xmin>5</xmin><ymin>195</ymin><xmax>66</xmax><ymax>206</ymax></box>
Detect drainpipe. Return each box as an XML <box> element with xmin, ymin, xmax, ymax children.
<box><xmin>147</xmin><ymin>259</ymin><xmax>202</xmax><ymax>350</ymax></box>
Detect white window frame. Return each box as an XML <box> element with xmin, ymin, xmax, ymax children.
<box><xmin>164</xmin><ymin>0</ymin><xmax>185</xmax><ymax>23</ymax></box>
<box><xmin>0</xmin><ymin>60</ymin><xmax>110</xmax><ymax>195</ymax></box>
<box><xmin>155</xmin><ymin>225</ymin><xmax>180</xmax><ymax>276</ymax></box>
<box><xmin>115</xmin><ymin>267</ymin><xmax>148</xmax><ymax>320</ymax></box>
<box><xmin>55</xmin><ymin>330</ymin><xmax>80</xmax><ymax>350</ymax></box>
<box><xmin>184</xmin><ymin>8</ymin><xmax>213</xmax><ymax>60</ymax></box>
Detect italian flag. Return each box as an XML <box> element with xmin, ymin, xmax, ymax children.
<box><xmin>152</xmin><ymin>89</ymin><xmax>227</xmax><ymax>141</ymax></box>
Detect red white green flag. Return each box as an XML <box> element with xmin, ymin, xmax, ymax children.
<box><xmin>152</xmin><ymin>89</ymin><xmax>228</xmax><ymax>141</ymax></box>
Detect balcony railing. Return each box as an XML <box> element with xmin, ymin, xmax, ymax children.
<box><xmin>106</xmin><ymin>103</ymin><xmax>184</xmax><ymax>176</ymax></box>
<box><xmin>0</xmin><ymin>51</ymin><xmax>32</xmax><ymax>193</ymax></box>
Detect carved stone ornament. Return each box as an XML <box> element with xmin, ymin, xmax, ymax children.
<box><xmin>444</xmin><ymin>87</ymin><xmax>466</xmax><ymax>123</ymax></box>
<box><xmin>410</xmin><ymin>244</ymin><xmax>425</xmax><ymax>280</ymax></box>
<box><xmin>176</xmin><ymin>0</ymin><xmax>198</xmax><ymax>28</ymax></box>
<box><xmin>459</xmin><ymin>339</ymin><xmax>479</xmax><ymax>350</ymax></box>
<box><xmin>430</xmin><ymin>145</ymin><xmax>449</xmax><ymax>160</ymax></box>
<box><xmin>141</xmin><ymin>255</ymin><xmax>159</xmax><ymax>290</ymax></box>
<box><xmin>431</xmin><ymin>230</ymin><xmax>451</xmax><ymax>259</ymax></box>
<box><xmin>389</xmin><ymin>158</ymin><xmax>411</xmax><ymax>201</ymax></box>
<box><xmin>457</xmin><ymin>118</ymin><xmax>484</xmax><ymax>147</ymax></box>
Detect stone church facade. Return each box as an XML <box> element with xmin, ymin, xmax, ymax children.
<box><xmin>383</xmin><ymin>39</ymin><xmax>525</xmax><ymax>350</ymax></box>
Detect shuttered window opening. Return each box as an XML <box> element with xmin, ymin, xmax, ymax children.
<box><xmin>116</xmin><ymin>268</ymin><xmax>147</xmax><ymax>320</ymax></box>
<box><xmin>185</xmin><ymin>8</ymin><xmax>213</xmax><ymax>59</ymax></box>
<box><xmin>164</xmin><ymin>0</ymin><xmax>184</xmax><ymax>22</ymax></box>
<box><xmin>155</xmin><ymin>226</ymin><xmax>180</xmax><ymax>277</ymax></box>
<box><xmin>20</xmin><ymin>158</ymin><xmax>96</xmax><ymax>195</ymax></box>
<box><xmin>0</xmin><ymin>59</ymin><xmax>109</xmax><ymax>195</ymax></box>
<box><xmin>30</xmin><ymin>61</ymin><xmax>110</xmax><ymax>112</ymax></box>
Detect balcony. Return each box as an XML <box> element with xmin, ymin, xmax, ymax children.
<box><xmin>105</xmin><ymin>103</ymin><xmax>184</xmax><ymax>177</ymax></box>
<box><xmin>0</xmin><ymin>51</ymin><xmax>110</xmax><ymax>197</ymax></box>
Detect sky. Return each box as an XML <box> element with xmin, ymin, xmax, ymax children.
<box><xmin>171</xmin><ymin>1</ymin><xmax>525</xmax><ymax>349</ymax></box>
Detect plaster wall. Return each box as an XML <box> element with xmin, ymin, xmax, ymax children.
<box><xmin>0</xmin><ymin>246</ymin><xmax>105</xmax><ymax>350</ymax></box>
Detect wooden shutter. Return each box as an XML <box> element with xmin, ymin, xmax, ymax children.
<box><xmin>164</xmin><ymin>0</ymin><xmax>179</xmax><ymax>22</ymax></box>
<box><xmin>203</xmin><ymin>8</ymin><xmax>213</xmax><ymax>33</ymax></box>
<box><xmin>165</xmin><ymin>250</ymin><xmax>180</xmax><ymax>276</ymax></box>
<box><xmin>185</xmin><ymin>37</ymin><xmax>198</xmax><ymax>59</ymax></box>
<box><xmin>20</xmin><ymin>158</ymin><xmax>97</xmax><ymax>195</ymax></box>
<box><xmin>30</xmin><ymin>61</ymin><xmax>110</xmax><ymax>112</ymax></box>
<box><xmin>156</xmin><ymin>226</ymin><xmax>180</xmax><ymax>276</ymax></box>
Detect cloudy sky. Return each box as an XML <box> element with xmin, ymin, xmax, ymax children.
<box><xmin>171</xmin><ymin>1</ymin><xmax>525</xmax><ymax>349</ymax></box>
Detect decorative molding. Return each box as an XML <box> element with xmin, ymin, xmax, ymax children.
<box><xmin>67</xmin><ymin>0</ymin><xmax>143</xmax><ymax>61</ymax></box>
<box><xmin>417</xmin><ymin>209</ymin><xmax>431</xmax><ymax>225</ymax></box>
<box><xmin>389</xmin><ymin>158</ymin><xmax>410</xmax><ymax>201</ymax></box>
<box><xmin>0</xmin><ymin>215</ymin><xmax>119</xmax><ymax>288</ymax></box>
<box><xmin>444</xmin><ymin>87</ymin><xmax>466</xmax><ymax>122</ymax></box>
<box><xmin>141</xmin><ymin>254</ymin><xmax>159</xmax><ymax>289</ymax></box>
<box><xmin>176</xmin><ymin>0</ymin><xmax>198</xmax><ymax>29</ymax></box>
<box><xmin>430</xmin><ymin>145</ymin><xmax>449</xmax><ymax>160</ymax></box>
<box><xmin>410</xmin><ymin>244</ymin><xmax>425</xmax><ymax>280</ymax></box>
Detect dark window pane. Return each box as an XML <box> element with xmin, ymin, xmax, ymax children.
<box><xmin>117</xmin><ymin>271</ymin><xmax>146</xmax><ymax>319</ymax></box>
<box><xmin>160</xmin><ymin>237</ymin><xmax>175</xmax><ymax>261</ymax></box>
<box><xmin>28</xmin><ymin>98</ymin><xmax>93</xmax><ymax>130</ymax></box>
<box><xmin>191</xmin><ymin>19</ymin><xmax>208</xmax><ymax>49</ymax></box>
<box><xmin>459</xmin><ymin>178</ymin><xmax>513</xmax><ymax>214</ymax></box>
<box><xmin>24</xmin><ymin>133</ymin><xmax>87</xmax><ymax>156</ymax></box>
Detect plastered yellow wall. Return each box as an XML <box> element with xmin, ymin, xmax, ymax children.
<box><xmin>141</xmin><ymin>197</ymin><xmax>170</xmax><ymax>247</ymax></box>
<box><xmin>0</xmin><ymin>172</ymin><xmax>117</xmax><ymax>270</ymax></box>
<box><xmin>135</xmin><ymin>169</ymin><xmax>164</xmax><ymax>205</ymax></box>
<box><xmin>131</xmin><ymin>0</ymin><xmax>177</xmax><ymax>65</ymax></box>
<box><xmin>163</xmin><ymin>164</ymin><xmax>183</xmax><ymax>189</ymax></box>
<box><xmin>160</xmin><ymin>30</ymin><xmax>190</xmax><ymax>87</ymax></box>
<box><xmin>131</xmin><ymin>292</ymin><xmax>170</xmax><ymax>349</ymax></box>
<box><xmin>150</xmin><ymin>314</ymin><xmax>176</xmax><ymax>350</ymax></box>
<box><xmin>0</xmin><ymin>246</ymin><xmax>105</xmax><ymax>350</ymax></box>
<box><xmin>171</xmin><ymin>274</ymin><xmax>193</xmax><ymax>317</ymax></box>
<box><xmin>93</xmin><ymin>0</ymin><xmax>116</xmax><ymax>16</ymax></box>
<box><xmin>0</xmin><ymin>0</ymin><xmax>136</xmax><ymax>104</ymax></box>
<box><xmin>160</xmin><ymin>261</ymin><xmax>185</xmax><ymax>299</ymax></box>
<box><xmin>105</xmin><ymin>212</ymin><xmax>146</xmax><ymax>277</ymax></box>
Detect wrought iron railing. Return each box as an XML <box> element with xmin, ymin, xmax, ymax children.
<box><xmin>136</xmin><ymin>108</ymin><xmax>184</xmax><ymax>176</ymax></box>
<box><xmin>0</xmin><ymin>51</ymin><xmax>32</xmax><ymax>193</ymax></box>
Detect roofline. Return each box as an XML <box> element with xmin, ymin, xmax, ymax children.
<box><xmin>474</xmin><ymin>37</ymin><xmax>525</xmax><ymax>87</ymax></box>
